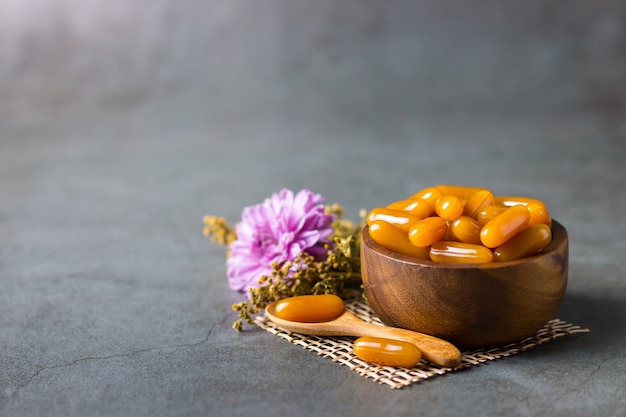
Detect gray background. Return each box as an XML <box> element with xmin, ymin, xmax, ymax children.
<box><xmin>1</xmin><ymin>1</ymin><xmax>625</xmax><ymax>416</ymax></box>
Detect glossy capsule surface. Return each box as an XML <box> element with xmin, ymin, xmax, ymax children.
<box><xmin>476</xmin><ymin>204</ymin><xmax>508</xmax><ymax>226</ymax></box>
<box><xmin>435</xmin><ymin>195</ymin><xmax>464</xmax><ymax>221</ymax></box>
<box><xmin>494</xmin><ymin>224</ymin><xmax>552</xmax><ymax>262</ymax></box>
<box><xmin>353</xmin><ymin>337</ymin><xmax>422</xmax><ymax>368</ymax></box>
<box><xmin>435</xmin><ymin>185</ymin><xmax>485</xmax><ymax>201</ymax></box>
<box><xmin>367</xmin><ymin>207</ymin><xmax>420</xmax><ymax>232</ymax></box>
<box><xmin>449</xmin><ymin>216</ymin><xmax>482</xmax><ymax>244</ymax></box>
<box><xmin>429</xmin><ymin>241</ymin><xmax>495</xmax><ymax>264</ymax></box>
<box><xmin>386</xmin><ymin>198</ymin><xmax>433</xmax><ymax>219</ymax></box>
<box><xmin>410</xmin><ymin>187</ymin><xmax>443</xmax><ymax>207</ymax></box>
<box><xmin>367</xmin><ymin>186</ymin><xmax>553</xmax><ymax>263</ymax></box>
<box><xmin>274</xmin><ymin>294</ymin><xmax>345</xmax><ymax>323</ymax></box>
<box><xmin>480</xmin><ymin>205</ymin><xmax>530</xmax><ymax>248</ymax></box>
<box><xmin>526</xmin><ymin>202</ymin><xmax>552</xmax><ymax>227</ymax></box>
<box><xmin>369</xmin><ymin>220</ymin><xmax>430</xmax><ymax>259</ymax></box>
<box><xmin>495</xmin><ymin>196</ymin><xmax>546</xmax><ymax>208</ymax></box>
<box><xmin>464</xmin><ymin>189</ymin><xmax>496</xmax><ymax>218</ymax></box>
<box><xmin>408</xmin><ymin>217</ymin><xmax>449</xmax><ymax>248</ymax></box>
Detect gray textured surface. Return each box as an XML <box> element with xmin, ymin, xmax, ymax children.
<box><xmin>1</xmin><ymin>1</ymin><xmax>626</xmax><ymax>416</ymax></box>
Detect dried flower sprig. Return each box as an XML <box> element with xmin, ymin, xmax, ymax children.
<box><xmin>203</xmin><ymin>189</ymin><xmax>366</xmax><ymax>331</ymax></box>
<box><xmin>202</xmin><ymin>215</ymin><xmax>237</xmax><ymax>246</ymax></box>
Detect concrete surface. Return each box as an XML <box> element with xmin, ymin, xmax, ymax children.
<box><xmin>1</xmin><ymin>1</ymin><xmax>625</xmax><ymax>416</ymax></box>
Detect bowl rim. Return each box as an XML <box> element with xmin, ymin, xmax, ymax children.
<box><xmin>361</xmin><ymin>219</ymin><xmax>568</xmax><ymax>269</ymax></box>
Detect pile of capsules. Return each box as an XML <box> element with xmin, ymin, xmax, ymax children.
<box><xmin>367</xmin><ymin>184</ymin><xmax>553</xmax><ymax>263</ymax></box>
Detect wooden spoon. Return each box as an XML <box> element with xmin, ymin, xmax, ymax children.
<box><xmin>265</xmin><ymin>303</ymin><xmax>462</xmax><ymax>368</ymax></box>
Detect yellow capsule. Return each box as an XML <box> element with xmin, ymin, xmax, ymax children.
<box><xmin>410</xmin><ymin>187</ymin><xmax>443</xmax><ymax>208</ymax></box>
<box><xmin>354</xmin><ymin>337</ymin><xmax>422</xmax><ymax>368</ymax></box>
<box><xmin>494</xmin><ymin>224</ymin><xmax>553</xmax><ymax>262</ymax></box>
<box><xmin>435</xmin><ymin>195</ymin><xmax>464</xmax><ymax>221</ymax></box>
<box><xmin>464</xmin><ymin>189</ymin><xmax>496</xmax><ymax>218</ymax></box>
<box><xmin>367</xmin><ymin>207</ymin><xmax>421</xmax><ymax>232</ymax></box>
<box><xmin>526</xmin><ymin>202</ymin><xmax>552</xmax><ymax>227</ymax></box>
<box><xmin>495</xmin><ymin>196</ymin><xmax>546</xmax><ymax>208</ymax></box>
<box><xmin>274</xmin><ymin>294</ymin><xmax>344</xmax><ymax>323</ymax></box>
<box><xmin>369</xmin><ymin>220</ymin><xmax>430</xmax><ymax>259</ymax></box>
<box><xmin>429</xmin><ymin>241</ymin><xmax>495</xmax><ymax>264</ymax></box>
<box><xmin>449</xmin><ymin>216</ymin><xmax>482</xmax><ymax>244</ymax></box>
<box><xmin>435</xmin><ymin>185</ymin><xmax>486</xmax><ymax>201</ymax></box>
<box><xmin>480</xmin><ymin>205</ymin><xmax>530</xmax><ymax>248</ymax></box>
<box><xmin>386</xmin><ymin>198</ymin><xmax>433</xmax><ymax>218</ymax></box>
<box><xmin>476</xmin><ymin>204</ymin><xmax>508</xmax><ymax>226</ymax></box>
<box><xmin>408</xmin><ymin>217</ymin><xmax>449</xmax><ymax>248</ymax></box>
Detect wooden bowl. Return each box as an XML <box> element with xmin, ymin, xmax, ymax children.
<box><xmin>360</xmin><ymin>220</ymin><xmax>568</xmax><ymax>348</ymax></box>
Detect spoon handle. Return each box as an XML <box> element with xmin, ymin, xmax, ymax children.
<box><xmin>339</xmin><ymin>312</ymin><xmax>462</xmax><ymax>368</ymax></box>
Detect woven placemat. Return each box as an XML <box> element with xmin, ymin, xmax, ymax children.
<box><xmin>255</xmin><ymin>295</ymin><xmax>589</xmax><ymax>389</ymax></box>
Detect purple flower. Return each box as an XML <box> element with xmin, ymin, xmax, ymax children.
<box><xmin>227</xmin><ymin>189</ymin><xmax>336</xmax><ymax>296</ymax></box>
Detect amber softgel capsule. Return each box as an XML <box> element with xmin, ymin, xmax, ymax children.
<box><xmin>464</xmin><ymin>189</ymin><xmax>496</xmax><ymax>218</ymax></box>
<box><xmin>273</xmin><ymin>294</ymin><xmax>345</xmax><ymax>323</ymax></box>
<box><xmin>367</xmin><ymin>207</ymin><xmax>421</xmax><ymax>233</ymax></box>
<box><xmin>494</xmin><ymin>223</ymin><xmax>553</xmax><ymax>262</ymax></box>
<box><xmin>434</xmin><ymin>185</ymin><xmax>485</xmax><ymax>200</ymax></box>
<box><xmin>410</xmin><ymin>187</ymin><xmax>443</xmax><ymax>207</ymax></box>
<box><xmin>408</xmin><ymin>217</ymin><xmax>449</xmax><ymax>248</ymax></box>
<box><xmin>386</xmin><ymin>198</ymin><xmax>433</xmax><ymax>219</ymax></box>
<box><xmin>476</xmin><ymin>204</ymin><xmax>509</xmax><ymax>226</ymax></box>
<box><xmin>480</xmin><ymin>205</ymin><xmax>530</xmax><ymax>248</ymax></box>
<box><xmin>435</xmin><ymin>195</ymin><xmax>464</xmax><ymax>221</ymax></box>
<box><xmin>353</xmin><ymin>336</ymin><xmax>422</xmax><ymax>368</ymax></box>
<box><xmin>369</xmin><ymin>220</ymin><xmax>430</xmax><ymax>259</ymax></box>
<box><xmin>449</xmin><ymin>216</ymin><xmax>482</xmax><ymax>244</ymax></box>
<box><xmin>430</xmin><ymin>241</ymin><xmax>495</xmax><ymax>264</ymax></box>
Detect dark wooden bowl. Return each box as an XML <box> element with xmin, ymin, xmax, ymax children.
<box><xmin>360</xmin><ymin>221</ymin><xmax>568</xmax><ymax>349</ymax></box>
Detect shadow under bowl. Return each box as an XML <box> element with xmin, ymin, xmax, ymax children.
<box><xmin>360</xmin><ymin>220</ymin><xmax>568</xmax><ymax>349</ymax></box>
